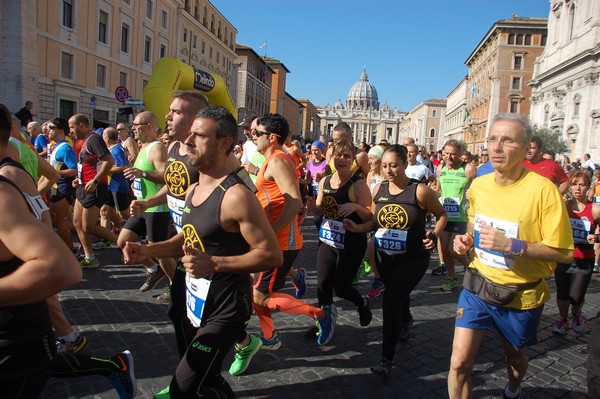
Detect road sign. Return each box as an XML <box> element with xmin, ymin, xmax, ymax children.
<box><xmin>114</xmin><ymin>86</ymin><xmax>129</xmax><ymax>103</ymax></box>
<box><xmin>90</xmin><ymin>95</ymin><xmax>96</xmax><ymax>109</ymax></box>
<box><xmin>124</xmin><ymin>98</ymin><xmax>145</xmax><ymax>107</ymax></box>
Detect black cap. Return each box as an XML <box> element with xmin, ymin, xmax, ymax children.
<box><xmin>238</xmin><ymin>114</ymin><xmax>258</xmax><ymax>127</ymax></box>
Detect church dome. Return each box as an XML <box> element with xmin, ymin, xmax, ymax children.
<box><xmin>346</xmin><ymin>69</ymin><xmax>379</xmax><ymax>111</ymax></box>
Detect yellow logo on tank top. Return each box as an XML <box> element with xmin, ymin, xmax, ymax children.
<box><xmin>322</xmin><ymin>196</ymin><xmax>339</xmax><ymax>219</ymax></box>
<box><xmin>182</xmin><ymin>223</ymin><xmax>205</xmax><ymax>255</ymax></box>
<box><xmin>377</xmin><ymin>204</ymin><xmax>408</xmax><ymax>229</ymax></box>
<box><xmin>165</xmin><ymin>161</ymin><xmax>190</xmax><ymax>196</ymax></box>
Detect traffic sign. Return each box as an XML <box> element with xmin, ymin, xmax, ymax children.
<box><xmin>114</xmin><ymin>86</ymin><xmax>129</xmax><ymax>103</ymax></box>
<box><xmin>90</xmin><ymin>95</ymin><xmax>97</xmax><ymax>109</ymax></box>
<box><xmin>124</xmin><ymin>98</ymin><xmax>146</xmax><ymax>107</ymax></box>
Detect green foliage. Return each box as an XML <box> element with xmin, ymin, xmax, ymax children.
<box><xmin>532</xmin><ymin>127</ymin><xmax>569</xmax><ymax>155</ymax></box>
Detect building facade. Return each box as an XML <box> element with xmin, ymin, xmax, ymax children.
<box><xmin>317</xmin><ymin>69</ymin><xmax>405</xmax><ymax>144</ymax></box>
<box><xmin>235</xmin><ymin>44</ymin><xmax>273</xmax><ymax>124</ymax></box>
<box><xmin>464</xmin><ymin>16</ymin><xmax>547</xmax><ymax>153</ymax></box>
<box><xmin>529</xmin><ymin>0</ymin><xmax>600</xmax><ymax>160</ymax></box>
<box><xmin>297</xmin><ymin>98</ymin><xmax>321</xmax><ymax>142</ymax></box>
<box><xmin>441</xmin><ymin>77</ymin><xmax>468</xmax><ymax>146</ymax></box>
<box><xmin>398</xmin><ymin>99</ymin><xmax>447</xmax><ymax>152</ymax></box>
<box><xmin>0</xmin><ymin>0</ymin><xmax>236</xmax><ymax>127</ymax></box>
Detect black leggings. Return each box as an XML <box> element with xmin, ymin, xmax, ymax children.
<box><xmin>316</xmin><ymin>235</ymin><xmax>367</xmax><ymax>307</ymax></box>
<box><xmin>555</xmin><ymin>259</ymin><xmax>593</xmax><ymax>307</ymax></box>
<box><xmin>169</xmin><ymin>263</ymin><xmax>198</xmax><ymax>358</ymax></box>
<box><xmin>377</xmin><ymin>251</ymin><xmax>430</xmax><ymax>361</ymax></box>
<box><xmin>170</xmin><ymin>321</ymin><xmax>246</xmax><ymax>399</ymax></box>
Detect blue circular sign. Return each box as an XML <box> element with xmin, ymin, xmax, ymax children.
<box><xmin>115</xmin><ymin>86</ymin><xmax>129</xmax><ymax>103</ymax></box>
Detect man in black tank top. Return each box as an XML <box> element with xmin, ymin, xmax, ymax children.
<box><xmin>123</xmin><ymin>107</ymin><xmax>281</xmax><ymax>398</ymax></box>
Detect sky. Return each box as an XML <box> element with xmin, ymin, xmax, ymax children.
<box><xmin>210</xmin><ymin>0</ymin><xmax>551</xmax><ymax>111</ymax></box>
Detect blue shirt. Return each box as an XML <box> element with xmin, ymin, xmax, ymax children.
<box><xmin>52</xmin><ymin>140</ymin><xmax>77</xmax><ymax>196</ymax></box>
<box><xmin>34</xmin><ymin>134</ymin><xmax>49</xmax><ymax>153</ymax></box>
<box><xmin>109</xmin><ymin>144</ymin><xmax>131</xmax><ymax>193</ymax></box>
<box><xmin>476</xmin><ymin>161</ymin><xmax>494</xmax><ymax>178</ymax></box>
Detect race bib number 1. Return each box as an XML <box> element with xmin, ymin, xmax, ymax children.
<box><xmin>374</xmin><ymin>228</ymin><xmax>407</xmax><ymax>255</ymax></box>
<box><xmin>132</xmin><ymin>178</ymin><xmax>142</xmax><ymax>198</ymax></box>
<box><xmin>167</xmin><ymin>195</ymin><xmax>185</xmax><ymax>233</ymax></box>
<box><xmin>473</xmin><ymin>213</ymin><xmax>519</xmax><ymax>270</ymax></box>
<box><xmin>442</xmin><ymin>197</ymin><xmax>461</xmax><ymax>219</ymax></box>
<box><xmin>185</xmin><ymin>275</ymin><xmax>211</xmax><ymax>328</ymax></box>
<box><xmin>319</xmin><ymin>219</ymin><xmax>345</xmax><ymax>249</ymax></box>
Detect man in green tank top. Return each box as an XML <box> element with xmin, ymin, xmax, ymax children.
<box><xmin>120</xmin><ymin>111</ymin><xmax>175</xmax><ymax>293</ymax></box>
<box><xmin>434</xmin><ymin>140</ymin><xmax>476</xmax><ymax>291</ymax></box>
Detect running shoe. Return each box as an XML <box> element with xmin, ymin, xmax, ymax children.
<box><xmin>229</xmin><ymin>335</ymin><xmax>262</xmax><ymax>376</ymax></box>
<box><xmin>552</xmin><ymin>317</ymin><xmax>570</xmax><ymax>335</ymax></box>
<box><xmin>431</xmin><ymin>263</ymin><xmax>447</xmax><ymax>275</ymax></box>
<box><xmin>361</xmin><ymin>258</ymin><xmax>373</xmax><ymax>277</ymax></box>
<box><xmin>57</xmin><ymin>334</ymin><xmax>88</xmax><ymax>354</ymax></box>
<box><xmin>594</xmin><ymin>264</ymin><xmax>599</xmax><ymax>273</ymax></box>
<box><xmin>358</xmin><ymin>296</ymin><xmax>372</xmax><ymax>327</ymax></box>
<box><xmin>368</xmin><ymin>278</ymin><xmax>386</xmax><ymax>297</ymax></box>
<box><xmin>154</xmin><ymin>386</ymin><xmax>169</xmax><ymax>399</ymax></box>
<box><xmin>108</xmin><ymin>350</ymin><xmax>136</xmax><ymax>399</ymax></box>
<box><xmin>155</xmin><ymin>285</ymin><xmax>171</xmax><ymax>304</ymax></box>
<box><xmin>316</xmin><ymin>305</ymin><xmax>335</xmax><ymax>346</ymax></box>
<box><xmin>571</xmin><ymin>313</ymin><xmax>585</xmax><ymax>333</ymax></box>
<box><xmin>370</xmin><ymin>358</ymin><xmax>393</xmax><ymax>376</ymax></box>
<box><xmin>440</xmin><ymin>277</ymin><xmax>459</xmax><ymax>292</ymax></box>
<box><xmin>257</xmin><ymin>331</ymin><xmax>281</xmax><ymax>350</ymax></box>
<box><xmin>92</xmin><ymin>239</ymin><xmax>112</xmax><ymax>250</ymax></box>
<box><xmin>139</xmin><ymin>267</ymin><xmax>166</xmax><ymax>292</ymax></box>
<box><xmin>502</xmin><ymin>384</ymin><xmax>521</xmax><ymax>399</ymax></box>
<box><xmin>292</xmin><ymin>268</ymin><xmax>307</xmax><ymax>299</ymax></box>
<box><xmin>80</xmin><ymin>257</ymin><xmax>100</xmax><ymax>269</ymax></box>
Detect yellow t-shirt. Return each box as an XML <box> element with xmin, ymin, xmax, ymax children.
<box><xmin>468</xmin><ymin>169</ymin><xmax>574</xmax><ymax>310</ymax></box>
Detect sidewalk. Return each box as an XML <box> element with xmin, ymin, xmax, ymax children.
<box><xmin>41</xmin><ymin>219</ymin><xmax>596</xmax><ymax>398</ymax></box>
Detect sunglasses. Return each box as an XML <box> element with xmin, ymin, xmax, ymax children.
<box><xmin>481</xmin><ymin>153</ymin><xmax>489</xmax><ymax>156</ymax></box>
<box><xmin>253</xmin><ymin>129</ymin><xmax>281</xmax><ymax>138</ymax></box>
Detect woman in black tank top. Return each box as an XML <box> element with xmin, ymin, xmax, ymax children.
<box><xmin>345</xmin><ymin>144</ymin><xmax>448</xmax><ymax>376</ymax></box>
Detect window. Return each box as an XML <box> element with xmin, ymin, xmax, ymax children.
<box><xmin>119</xmin><ymin>72</ymin><xmax>127</xmax><ymax>87</ymax></box>
<box><xmin>203</xmin><ymin>7</ymin><xmax>207</xmax><ymax>26</ymax></box>
<box><xmin>121</xmin><ymin>24</ymin><xmax>130</xmax><ymax>53</ymax></box>
<box><xmin>201</xmin><ymin>41</ymin><xmax>205</xmax><ymax>55</ymax></box>
<box><xmin>123</xmin><ymin>0</ymin><xmax>130</xmax><ymax>5</ymax></box>
<box><xmin>98</xmin><ymin>11</ymin><xmax>108</xmax><ymax>43</ymax></box>
<box><xmin>524</xmin><ymin>34</ymin><xmax>531</xmax><ymax>45</ymax></box>
<box><xmin>194</xmin><ymin>1</ymin><xmax>199</xmax><ymax>18</ymax></box>
<box><xmin>513</xmin><ymin>55</ymin><xmax>523</xmax><ymax>70</ymax></box>
<box><xmin>568</xmin><ymin>4</ymin><xmax>576</xmax><ymax>40</ymax></box>
<box><xmin>573</xmin><ymin>94</ymin><xmax>581</xmax><ymax>116</ymax></box>
<box><xmin>61</xmin><ymin>52</ymin><xmax>74</xmax><ymax>79</ymax></box>
<box><xmin>510</xmin><ymin>100</ymin><xmax>519</xmax><ymax>113</ymax></box>
<box><xmin>144</xmin><ymin>36</ymin><xmax>152</xmax><ymax>63</ymax></box>
<box><xmin>541</xmin><ymin>34</ymin><xmax>547</xmax><ymax>46</ymax></box>
<box><xmin>192</xmin><ymin>35</ymin><xmax>197</xmax><ymax>50</ymax></box>
<box><xmin>146</xmin><ymin>0</ymin><xmax>154</xmax><ymax>19</ymax></box>
<box><xmin>218</xmin><ymin>21</ymin><xmax>221</xmax><ymax>39</ymax></box>
<box><xmin>430</xmin><ymin>128</ymin><xmax>435</xmax><ymax>138</ymax></box>
<box><xmin>160</xmin><ymin>44</ymin><xmax>166</xmax><ymax>58</ymax></box>
<box><xmin>516</xmin><ymin>34</ymin><xmax>523</xmax><ymax>45</ymax></box>
<box><xmin>183</xmin><ymin>28</ymin><xmax>188</xmax><ymax>43</ymax></box>
<box><xmin>432</xmin><ymin>109</ymin><xmax>437</xmax><ymax>117</ymax></box>
<box><xmin>216</xmin><ymin>51</ymin><xmax>219</xmax><ymax>63</ymax></box>
<box><xmin>508</xmin><ymin>33</ymin><xmax>515</xmax><ymax>44</ymax></box>
<box><xmin>62</xmin><ymin>0</ymin><xmax>73</xmax><ymax>29</ymax></box>
<box><xmin>209</xmin><ymin>46</ymin><xmax>213</xmax><ymax>59</ymax></box>
<box><xmin>512</xmin><ymin>77</ymin><xmax>521</xmax><ymax>90</ymax></box>
<box><xmin>210</xmin><ymin>15</ymin><xmax>214</xmax><ymax>32</ymax></box>
<box><xmin>544</xmin><ymin>105</ymin><xmax>550</xmax><ymax>122</ymax></box>
<box><xmin>59</xmin><ymin>99</ymin><xmax>76</xmax><ymax>119</ymax></box>
<box><xmin>161</xmin><ymin>10</ymin><xmax>168</xmax><ymax>29</ymax></box>
<box><xmin>96</xmin><ymin>64</ymin><xmax>107</xmax><ymax>88</ymax></box>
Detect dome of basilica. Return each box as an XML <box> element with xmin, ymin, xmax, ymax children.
<box><xmin>346</xmin><ymin>68</ymin><xmax>379</xmax><ymax>111</ymax></box>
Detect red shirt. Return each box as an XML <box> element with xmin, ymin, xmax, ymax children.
<box><xmin>523</xmin><ymin>159</ymin><xmax>567</xmax><ymax>185</ymax></box>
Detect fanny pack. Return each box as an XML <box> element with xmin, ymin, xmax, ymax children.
<box><xmin>463</xmin><ymin>267</ymin><xmax>541</xmax><ymax>306</ymax></box>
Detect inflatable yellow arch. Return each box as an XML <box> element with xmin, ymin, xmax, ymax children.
<box><xmin>143</xmin><ymin>57</ymin><xmax>237</xmax><ymax>129</ymax></box>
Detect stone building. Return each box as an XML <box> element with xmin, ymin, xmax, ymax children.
<box><xmin>398</xmin><ymin>99</ymin><xmax>447</xmax><ymax>152</ymax></box>
<box><xmin>529</xmin><ymin>0</ymin><xmax>600</xmax><ymax>160</ymax></box>
<box><xmin>317</xmin><ymin>69</ymin><xmax>405</xmax><ymax>144</ymax></box>
<box><xmin>441</xmin><ymin>77</ymin><xmax>468</xmax><ymax>146</ymax></box>
<box><xmin>235</xmin><ymin>44</ymin><xmax>274</xmax><ymax>124</ymax></box>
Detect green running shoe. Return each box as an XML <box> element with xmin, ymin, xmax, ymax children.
<box><xmin>154</xmin><ymin>385</ymin><xmax>169</xmax><ymax>399</ymax></box>
<box><xmin>228</xmin><ymin>335</ymin><xmax>262</xmax><ymax>376</ymax></box>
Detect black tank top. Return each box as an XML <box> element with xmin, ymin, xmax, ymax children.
<box><xmin>165</xmin><ymin>141</ymin><xmax>200</xmax><ymax>199</ymax></box>
<box><xmin>374</xmin><ymin>180</ymin><xmax>427</xmax><ymax>257</ymax></box>
<box><xmin>182</xmin><ymin>173</ymin><xmax>253</xmax><ymax>325</ymax></box>
<box><xmin>321</xmin><ymin>173</ymin><xmax>363</xmax><ymax>225</ymax></box>
<box><xmin>0</xmin><ymin>159</ymin><xmax>55</xmax><ymax>379</ymax></box>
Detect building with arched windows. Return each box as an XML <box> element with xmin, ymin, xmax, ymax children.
<box><xmin>317</xmin><ymin>69</ymin><xmax>405</xmax><ymax>144</ymax></box>
<box><xmin>529</xmin><ymin>0</ymin><xmax>600</xmax><ymax>160</ymax></box>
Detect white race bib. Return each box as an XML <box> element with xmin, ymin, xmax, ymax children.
<box><xmin>374</xmin><ymin>228</ymin><xmax>407</xmax><ymax>255</ymax></box>
<box><xmin>442</xmin><ymin>197</ymin><xmax>461</xmax><ymax>219</ymax></box>
<box><xmin>570</xmin><ymin>218</ymin><xmax>591</xmax><ymax>244</ymax></box>
<box><xmin>185</xmin><ymin>274</ymin><xmax>211</xmax><ymax>328</ymax></box>
<box><xmin>132</xmin><ymin>178</ymin><xmax>142</xmax><ymax>198</ymax></box>
<box><xmin>319</xmin><ymin>219</ymin><xmax>345</xmax><ymax>249</ymax></box>
<box><xmin>167</xmin><ymin>194</ymin><xmax>186</xmax><ymax>233</ymax></box>
<box><xmin>473</xmin><ymin>213</ymin><xmax>519</xmax><ymax>270</ymax></box>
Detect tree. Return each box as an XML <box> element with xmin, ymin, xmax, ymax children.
<box><xmin>532</xmin><ymin>127</ymin><xmax>569</xmax><ymax>156</ymax></box>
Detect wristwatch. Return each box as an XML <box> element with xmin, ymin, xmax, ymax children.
<box><xmin>142</xmin><ymin>171</ymin><xmax>147</xmax><ymax>178</ymax></box>
<box><xmin>92</xmin><ymin>178</ymin><xmax>99</xmax><ymax>185</ymax></box>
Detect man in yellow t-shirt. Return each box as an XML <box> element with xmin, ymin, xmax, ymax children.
<box><xmin>449</xmin><ymin>113</ymin><xmax>574</xmax><ymax>399</ymax></box>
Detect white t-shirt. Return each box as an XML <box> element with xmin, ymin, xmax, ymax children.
<box><xmin>406</xmin><ymin>163</ymin><xmax>432</xmax><ymax>182</ymax></box>
<box><xmin>241</xmin><ymin>140</ymin><xmax>257</xmax><ymax>164</ymax></box>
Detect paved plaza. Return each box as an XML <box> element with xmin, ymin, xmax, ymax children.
<box><xmin>41</xmin><ymin>216</ymin><xmax>597</xmax><ymax>398</ymax></box>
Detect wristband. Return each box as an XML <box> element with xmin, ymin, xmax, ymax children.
<box><xmin>505</xmin><ymin>238</ymin><xmax>527</xmax><ymax>257</ymax></box>
<box><xmin>92</xmin><ymin>178</ymin><xmax>99</xmax><ymax>184</ymax></box>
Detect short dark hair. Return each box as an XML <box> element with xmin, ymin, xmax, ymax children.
<box><xmin>103</xmin><ymin>127</ymin><xmax>119</xmax><ymax>141</ymax></box>
<box><xmin>257</xmin><ymin>113</ymin><xmax>289</xmax><ymax>145</ymax></box>
<box><xmin>50</xmin><ymin>117</ymin><xmax>69</xmax><ymax>134</ymax></box>
<box><xmin>71</xmin><ymin>113</ymin><xmax>90</xmax><ymax>126</ymax></box>
<box><xmin>383</xmin><ymin>144</ymin><xmax>408</xmax><ymax>164</ymax></box>
<box><xmin>0</xmin><ymin>103</ymin><xmax>12</xmax><ymax>145</ymax></box>
<box><xmin>333</xmin><ymin>122</ymin><xmax>352</xmax><ymax>138</ymax></box>
<box><xmin>195</xmin><ymin>106</ymin><xmax>238</xmax><ymax>154</ymax></box>
<box><xmin>530</xmin><ymin>136</ymin><xmax>543</xmax><ymax>150</ymax></box>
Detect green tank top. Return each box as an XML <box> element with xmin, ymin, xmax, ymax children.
<box><xmin>439</xmin><ymin>163</ymin><xmax>470</xmax><ymax>222</ymax></box>
<box><xmin>133</xmin><ymin>141</ymin><xmax>167</xmax><ymax>213</ymax></box>
<box><xmin>9</xmin><ymin>137</ymin><xmax>38</xmax><ymax>181</ymax></box>
<box><xmin>249</xmin><ymin>151</ymin><xmax>266</xmax><ymax>183</ymax></box>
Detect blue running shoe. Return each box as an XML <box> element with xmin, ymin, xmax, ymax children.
<box><xmin>292</xmin><ymin>268</ymin><xmax>307</xmax><ymax>299</ymax></box>
<box><xmin>109</xmin><ymin>350</ymin><xmax>136</xmax><ymax>399</ymax></box>
<box><xmin>316</xmin><ymin>307</ymin><xmax>335</xmax><ymax>346</ymax></box>
<box><xmin>257</xmin><ymin>331</ymin><xmax>281</xmax><ymax>350</ymax></box>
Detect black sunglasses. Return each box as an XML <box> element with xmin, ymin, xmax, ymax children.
<box><xmin>253</xmin><ymin>129</ymin><xmax>281</xmax><ymax>138</ymax></box>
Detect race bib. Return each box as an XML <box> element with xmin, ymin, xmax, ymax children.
<box><xmin>473</xmin><ymin>213</ymin><xmax>519</xmax><ymax>270</ymax></box>
<box><xmin>185</xmin><ymin>274</ymin><xmax>211</xmax><ymax>328</ymax></box>
<box><xmin>167</xmin><ymin>195</ymin><xmax>185</xmax><ymax>233</ymax></box>
<box><xmin>374</xmin><ymin>228</ymin><xmax>407</xmax><ymax>255</ymax></box>
<box><xmin>319</xmin><ymin>219</ymin><xmax>345</xmax><ymax>249</ymax></box>
<box><xmin>570</xmin><ymin>218</ymin><xmax>591</xmax><ymax>244</ymax></box>
<box><xmin>132</xmin><ymin>178</ymin><xmax>142</xmax><ymax>198</ymax></box>
<box><xmin>311</xmin><ymin>181</ymin><xmax>320</xmax><ymax>197</ymax></box>
<box><xmin>442</xmin><ymin>197</ymin><xmax>461</xmax><ymax>219</ymax></box>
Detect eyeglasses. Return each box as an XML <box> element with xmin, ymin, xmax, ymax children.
<box><xmin>253</xmin><ymin>129</ymin><xmax>281</xmax><ymax>138</ymax></box>
<box><xmin>481</xmin><ymin>153</ymin><xmax>489</xmax><ymax>156</ymax></box>
<box><xmin>487</xmin><ymin>135</ymin><xmax>523</xmax><ymax>148</ymax></box>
